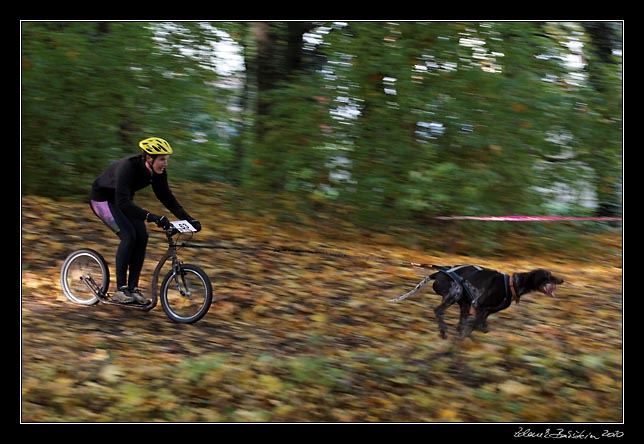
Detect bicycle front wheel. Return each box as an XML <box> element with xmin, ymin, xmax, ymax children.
<box><xmin>160</xmin><ymin>264</ymin><xmax>212</xmax><ymax>324</ymax></box>
<box><xmin>60</xmin><ymin>249</ymin><xmax>109</xmax><ymax>305</ymax></box>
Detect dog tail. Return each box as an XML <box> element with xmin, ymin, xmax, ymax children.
<box><xmin>389</xmin><ymin>272</ymin><xmax>438</xmax><ymax>302</ymax></box>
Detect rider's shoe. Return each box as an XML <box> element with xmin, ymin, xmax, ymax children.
<box><xmin>112</xmin><ymin>286</ymin><xmax>135</xmax><ymax>303</ymax></box>
<box><xmin>130</xmin><ymin>287</ymin><xmax>150</xmax><ymax>305</ymax></box>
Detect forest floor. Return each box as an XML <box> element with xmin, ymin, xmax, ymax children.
<box><xmin>21</xmin><ymin>182</ymin><xmax>623</xmax><ymax>424</ymax></box>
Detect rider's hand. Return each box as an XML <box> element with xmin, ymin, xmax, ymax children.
<box><xmin>147</xmin><ymin>213</ymin><xmax>171</xmax><ymax>230</ymax></box>
<box><xmin>189</xmin><ymin>219</ymin><xmax>202</xmax><ymax>232</ymax></box>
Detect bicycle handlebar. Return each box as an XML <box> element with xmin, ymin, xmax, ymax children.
<box><xmin>155</xmin><ymin>220</ymin><xmax>198</xmax><ymax>237</ymax></box>
<box><xmin>166</xmin><ymin>227</ymin><xmax>180</xmax><ymax>236</ymax></box>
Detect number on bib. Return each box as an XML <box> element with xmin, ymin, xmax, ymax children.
<box><xmin>170</xmin><ymin>220</ymin><xmax>196</xmax><ymax>233</ymax></box>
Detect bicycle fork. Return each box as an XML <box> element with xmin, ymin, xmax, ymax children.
<box><xmin>171</xmin><ymin>261</ymin><xmax>192</xmax><ymax>298</ymax></box>
<box><xmin>80</xmin><ymin>275</ymin><xmax>106</xmax><ymax>300</ymax></box>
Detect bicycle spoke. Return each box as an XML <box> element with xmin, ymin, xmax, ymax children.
<box><xmin>160</xmin><ymin>265</ymin><xmax>212</xmax><ymax>324</ymax></box>
<box><xmin>60</xmin><ymin>249</ymin><xmax>108</xmax><ymax>306</ymax></box>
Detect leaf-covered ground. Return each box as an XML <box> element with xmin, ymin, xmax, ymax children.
<box><xmin>21</xmin><ymin>184</ymin><xmax>623</xmax><ymax>423</ymax></box>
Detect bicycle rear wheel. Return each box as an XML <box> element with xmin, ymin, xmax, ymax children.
<box><xmin>60</xmin><ymin>249</ymin><xmax>109</xmax><ymax>305</ymax></box>
<box><xmin>160</xmin><ymin>264</ymin><xmax>212</xmax><ymax>324</ymax></box>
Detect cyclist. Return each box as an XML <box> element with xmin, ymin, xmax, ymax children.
<box><xmin>89</xmin><ymin>137</ymin><xmax>202</xmax><ymax>304</ymax></box>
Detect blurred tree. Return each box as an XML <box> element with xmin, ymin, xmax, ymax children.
<box><xmin>312</xmin><ymin>21</ymin><xmax>622</xmax><ymax>223</ymax></box>
<box><xmin>21</xmin><ymin>21</ymin><xmax>233</xmax><ymax>196</ymax></box>
<box><xmin>239</xmin><ymin>22</ymin><xmax>323</xmax><ymax>193</ymax></box>
<box><xmin>580</xmin><ymin>22</ymin><xmax>622</xmax><ymax>217</ymax></box>
<box><xmin>21</xmin><ymin>21</ymin><xmax>622</xmax><ymax>229</ymax></box>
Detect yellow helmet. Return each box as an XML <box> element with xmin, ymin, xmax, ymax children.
<box><xmin>139</xmin><ymin>137</ymin><xmax>173</xmax><ymax>155</ymax></box>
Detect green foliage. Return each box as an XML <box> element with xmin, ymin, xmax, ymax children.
<box><xmin>22</xmin><ymin>21</ymin><xmax>622</xmax><ymax>232</ymax></box>
<box><xmin>21</xmin><ymin>21</ymin><xmax>235</xmax><ymax>196</ymax></box>
<box><xmin>314</xmin><ymin>22</ymin><xmax>622</xmax><ymax>224</ymax></box>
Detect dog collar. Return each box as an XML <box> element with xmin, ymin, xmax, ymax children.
<box><xmin>504</xmin><ymin>273</ymin><xmax>519</xmax><ymax>305</ymax></box>
<box><xmin>509</xmin><ymin>273</ymin><xmax>518</xmax><ymax>304</ymax></box>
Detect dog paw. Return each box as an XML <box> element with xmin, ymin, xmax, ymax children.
<box><xmin>460</xmin><ymin>326</ymin><xmax>474</xmax><ymax>338</ymax></box>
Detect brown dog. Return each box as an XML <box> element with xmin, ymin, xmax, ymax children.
<box><xmin>390</xmin><ymin>265</ymin><xmax>564</xmax><ymax>338</ymax></box>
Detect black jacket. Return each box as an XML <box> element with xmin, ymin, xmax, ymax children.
<box><xmin>90</xmin><ymin>154</ymin><xmax>191</xmax><ymax>221</ymax></box>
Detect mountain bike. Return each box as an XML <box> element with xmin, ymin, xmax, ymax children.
<box><xmin>60</xmin><ymin>220</ymin><xmax>213</xmax><ymax>324</ymax></box>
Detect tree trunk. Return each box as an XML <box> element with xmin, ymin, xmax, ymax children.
<box><xmin>246</xmin><ymin>21</ymin><xmax>316</xmax><ymax>192</ymax></box>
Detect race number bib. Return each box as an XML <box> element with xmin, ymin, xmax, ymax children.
<box><xmin>171</xmin><ymin>220</ymin><xmax>196</xmax><ymax>233</ymax></box>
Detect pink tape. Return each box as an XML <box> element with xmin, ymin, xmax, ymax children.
<box><xmin>435</xmin><ymin>215</ymin><xmax>622</xmax><ymax>221</ymax></box>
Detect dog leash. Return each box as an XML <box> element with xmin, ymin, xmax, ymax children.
<box><xmin>180</xmin><ymin>241</ymin><xmax>436</xmax><ymax>269</ymax></box>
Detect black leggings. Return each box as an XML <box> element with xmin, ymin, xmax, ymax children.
<box><xmin>90</xmin><ymin>200</ymin><xmax>148</xmax><ymax>290</ymax></box>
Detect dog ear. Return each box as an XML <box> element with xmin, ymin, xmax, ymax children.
<box><xmin>528</xmin><ymin>270</ymin><xmax>542</xmax><ymax>285</ymax></box>
<box><xmin>518</xmin><ymin>270</ymin><xmax>548</xmax><ymax>292</ymax></box>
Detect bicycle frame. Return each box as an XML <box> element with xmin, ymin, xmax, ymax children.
<box><xmin>75</xmin><ymin>228</ymin><xmax>185</xmax><ymax>312</ymax></box>
<box><xmin>149</xmin><ymin>228</ymin><xmax>184</xmax><ymax>311</ymax></box>
<box><xmin>62</xmin><ymin>220</ymin><xmax>212</xmax><ymax>323</ymax></box>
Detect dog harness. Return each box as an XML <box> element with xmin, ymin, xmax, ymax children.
<box><xmin>435</xmin><ymin>265</ymin><xmax>482</xmax><ymax>303</ymax></box>
<box><xmin>437</xmin><ymin>265</ymin><xmax>518</xmax><ymax>306</ymax></box>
